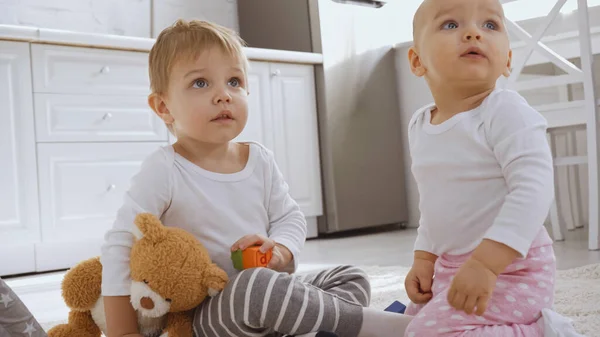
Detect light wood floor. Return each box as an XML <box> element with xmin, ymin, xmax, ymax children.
<box><xmin>300</xmin><ymin>226</ymin><xmax>600</xmax><ymax>270</ymax></box>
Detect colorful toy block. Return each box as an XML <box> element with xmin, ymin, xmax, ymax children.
<box><xmin>231</xmin><ymin>246</ymin><xmax>272</xmax><ymax>270</ymax></box>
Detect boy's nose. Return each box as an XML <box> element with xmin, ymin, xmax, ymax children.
<box><xmin>213</xmin><ymin>91</ymin><xmax>232</xmax><ymax>104</ymax></box>
<box><xmin>464</xmin><ymin>31</ymin><xmax>481</xmax><ymax>41</ymax></box>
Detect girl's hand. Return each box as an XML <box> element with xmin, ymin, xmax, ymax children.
<box><xmin>447</xmin><ymin>239</ymin><xmax>521</xmax><ymax>315</ymax></box>
<box><xmin>405</xmin><ymin>253</ymin><xmax>436</xmax><ymax>304</ymax></box>
<box><xmin>231</xmin><ymin>234</ymin><xmax>293</xmax><ymax>271</ymax></box>
<box><xmin>447</xmin><ymin>257</ymin><xmax>498</xmax><ymax>316</ymax></box>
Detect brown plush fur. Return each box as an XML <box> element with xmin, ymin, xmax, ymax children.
<box><xmin>48</xmin><ymin>213</ymin><xmax>229</xmax><ymax>337</ymax></box>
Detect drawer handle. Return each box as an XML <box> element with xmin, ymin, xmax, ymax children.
<box><xmin>271</xmin><ymin>69</ymin><xmax>281</xmax><ymax>77</ymax></box>
<box><xmin>102</xmin><ymin>113</ymin><xmax>113</xmax><ymax>121</ymax></box>
<box><xmin>106</xmin><ymin>184</ymin><xmax>117</xmax><ymax>192</ymax></box>
<box><xmin>100</xmin><ymin>66</ymin><xmax>111</xmax><ymax>74</ymax></box>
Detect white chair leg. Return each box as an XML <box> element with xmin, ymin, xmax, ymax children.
<box><xmin>568</xmin><ymin>130</ymin><xmax>585</xmax><ymax>229</ymax></box>
<box><xmin>578</xmin><ymin>0</ymin><xmax>600</xmax><ymax>250</ymax></box>
<box><xmin>550</xmin><ymin>198</ymin><xmax>564</xmax><ymax>241</ymax></box>
<box><xmin>548</xmin><ymin>132</ymin><xmax>565</xmax><ymax>240</ymax></box>
<box><xmin>556</xmin><ymin>132</ymin><xmax>577</xmax><ymax>231</ymax></box>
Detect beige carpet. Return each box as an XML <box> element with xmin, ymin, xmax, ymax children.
<box><xmin>29</xmin><ymin>264</ymin><xmax>600</xmax><ymax>336</ymax></box>
<box><xmin>363</xmin><ymin>264</ymin><xmax>599</xmax><ymax>337</ymax></box>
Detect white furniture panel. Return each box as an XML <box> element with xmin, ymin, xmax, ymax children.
<box><xmin>36</xmin><ymin>142</ymin><xmax>165</xmax><ymax>271</ymax></box>
<box><xmin>269</xmin><ymin>63</ymin><xmax>323</xmax><ymax>217</ymax></box>
<box><xmin>235</xmin><ymin>61</ymin><xmax>274</xmax><ymax>148</ymax></box>
<box><xmin>34</xmin><ymin>94</ymin><xmax>168</xmax><ymax>142</ymax></box>
<box><xmin>235</xmin><ymin>61</ymin><xmax>323</xmax><ymax>217</ymax></box>
<box><xmin>0</xmin><ymin>41</ymin><xmax>41</xmax><ymax>276</ymax></box>
<box><xmin>31</xmin><ymin>44</ymin><xmax>150</xmax><ymax>95</ymax></box>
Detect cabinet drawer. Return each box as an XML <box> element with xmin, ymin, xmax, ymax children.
<box><xmin>34</xmin><ymin>94</ymin><xmax>168</xmax><ymax>142</ymax></box>
<box><xmin>31</xmin><ymin>44</ymin><xmax>150</xmax><ymax>95</ymax></box>
<box><xmin>37</xmin><ymin>142</ymin><xmax>166</xmax><ymax>243</ymax></box>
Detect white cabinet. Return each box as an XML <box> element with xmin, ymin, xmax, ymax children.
<box><xmin>235</xmin><ymin>62</ymin><xmax>274</xmax><ymax>148</ymax></box>
<box><xmin>31</xmin><ymin>44</ymin><xmax>150</xmax><ymax>96</ymax></box>
<box><xmin>26</xmin><ymin>43</ymin><xmax>167</xmax><ymax>273</ymax></box>
<box><xmin>0</xmin><ymin>41</ymin><xmax>41</xmax><ymax>276</ymax></box>
<box><xmin>236</xmin><ymin>61</ymin><xmax>322</xmax><ymax>217</ymax></box>
<box><xmin>35</xmin><ymin>143</ymin><xmax>165</xmax><ymax>271</ymax></box>
<box><xmin>269</xmin><ymin>63</ymin><xmax>323</xmax><ymax>217</ymax></box>
<box><xmin>34</xmin><ymin>94</ymin><xmax>168</xmax><ymax>143</ymax></box>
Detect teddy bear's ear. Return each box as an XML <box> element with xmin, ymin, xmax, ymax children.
<box><xmin>133</xmin><ymin>213</ymin><xmax>166</xmax><ymax>242</ymax></box>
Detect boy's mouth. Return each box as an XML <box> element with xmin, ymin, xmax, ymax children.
<box><xmin>461</xmin><ymin>47</ymin><xmax>486</xmax><ymax>59</ymax></box>
<box><xmin>211</xmin><ymin>111</ymin><xmax>234</xmax><ymax>121</ymax></box>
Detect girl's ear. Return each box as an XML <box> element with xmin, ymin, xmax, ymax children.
<box><xmin>408</xmin><ymin>46</ymin><xmax>427</xmax><ymax>77</ymax></box>
<box><xmin>503</xmin><ymin>50</ymin><xmax>513</xmax><ymax>78</ymax></box>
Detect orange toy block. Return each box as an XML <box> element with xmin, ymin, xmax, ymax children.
<box><xmin>231</xmin><ymin>246</ymin><xmax>272</xmax><ymax>270</ymax></box>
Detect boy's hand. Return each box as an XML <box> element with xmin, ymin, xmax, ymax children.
<box><xmin>405</xmin><ymin>251</ymin><xmax>437</xmax><ymax>304</ymax></box>
<box><xmin>231</xmin><ymin>234</ymin><xmax>293</xmax><ymax>271</ymax></box>
<box><xmin>447</xmin><ymin>257</ymin><xmax>497</xmax><ymax>316</ymax></box>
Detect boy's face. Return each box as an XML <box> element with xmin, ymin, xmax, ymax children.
<box><xmin>156</xmin><ymin>47</ymin><xmax>249</xmax><ymax>144</ymax></box>
<box><xmin>410</xmin><ymin>0</ymin><xmax>511</xmax><ymax>87</ymax></box>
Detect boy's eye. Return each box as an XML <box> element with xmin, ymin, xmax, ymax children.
<box><xmin>228</xmin><ymin>77</ymin><xmax>241</xmax><ymax>87</ymax></box>
<box><xmin>442</xmin><ymin>21</ymin><xmax>458</xmax><ymax>30</ymax></box>
<box><xmin>193</xmin><ymin>79</ymin><xmax>208</xmax><ymax>88</ymax></box>
<box><xmin>484</xmin><ymin>21</ymin><xmax>497</xmax><ymax>30</ymax></box>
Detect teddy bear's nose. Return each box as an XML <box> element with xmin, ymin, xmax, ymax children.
<box><xmin>140</xmin><ymin>297</ymin><xmax>155</xmax><ymax>310</ymax></box>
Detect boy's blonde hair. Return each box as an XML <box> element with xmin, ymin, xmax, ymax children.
<box><xmin>149</xmin><ymin>19</ymin><xmax>248</xmax><ymax>95</ymax></box>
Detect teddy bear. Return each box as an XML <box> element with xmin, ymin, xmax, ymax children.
<box><xmin>47</xmin><ymin>213</ymin><xmax>229</xmax><ymax>337</ymax></box>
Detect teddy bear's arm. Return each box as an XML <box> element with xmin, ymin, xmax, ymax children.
<box><xmin>161</xmin><ymin>311</ymin><xmax>193</xmax><ymax>337</ymax></box>
<box><xmin>204</xmin><ymin>263</ymin><xmax>229</xmax><ymax>296</ymax></box>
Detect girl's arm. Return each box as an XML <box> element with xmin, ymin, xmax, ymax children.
<box><xmin>480</xmin><ymin>91</ymin><xmax>554</xmax><ymax>268</ymax></box>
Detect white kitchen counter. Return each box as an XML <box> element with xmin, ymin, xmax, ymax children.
<box><xmin>0</xmin><ymin>24</ymin><xmax>324</xmax><ymax>65</ymax></box>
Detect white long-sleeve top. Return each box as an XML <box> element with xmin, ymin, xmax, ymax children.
<box><xmin>408</xmin><ymin>88</ymin><xmax>554</xmax><ymax>258</ymax></box>
<box><xmin>100</xmin><ymin>142</ymin><xmax>307</xmax><ymax>296</ymax></box>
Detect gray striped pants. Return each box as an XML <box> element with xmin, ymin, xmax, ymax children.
<box><xmin>0</xmin><ymin>278</ymin><xmax>47</xmax><ymax>337</ymax></box>
<box><xmin>193</xmin><ymin>265</ymin><xmax>370</xmax><ymax>337</ymax></box>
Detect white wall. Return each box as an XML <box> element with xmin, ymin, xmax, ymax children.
<box><xmin>0</xmin><ymin>0</ymin><xmax>151</xmax><ymax>37</ymax></box>
<box><xmin>151</xmin><ymin>0</ymin><xmax>238</xmax><ymax>38</ymax></box>
<box><xmin>0</xmin><ymin>0</ymin><xmax>238</xmax><ymax>38</ymax></box>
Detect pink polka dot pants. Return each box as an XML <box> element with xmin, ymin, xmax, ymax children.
<box><xmin>404</xmin><ymin>244</ymin><xmax>555</xmax><ymax>336</ymax></box>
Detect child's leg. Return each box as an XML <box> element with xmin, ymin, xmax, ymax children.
<box><xmin>193</xmin><ymin>266</ymin><xmax>412</xmax><ymax>337</ymax></box>
<box><xmin>0</xmin><ymin>277</ymin><xmax>48</xmax><ymax>337</ymax></box>
<box><xmin>297</xmin><ymin>265</ymin><xmax>413</xmax><ymax>337</ymax></box>
<box><xmin>295</xmin><ymin>265</ymin><xmax>371</xmax><ymax>307</ymax></box>
<box><xmin>405</xmin><ymin>244</ymin><xmax>555</xmax><ymax>337</ymax></box>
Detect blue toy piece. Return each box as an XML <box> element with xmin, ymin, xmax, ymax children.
<box><xmin>384</xmin><ymin>300</ymin><xmax>407</xmax><ymax>314</ymax></box>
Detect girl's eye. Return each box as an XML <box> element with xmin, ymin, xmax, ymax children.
<box><xmin>193</xmin><ymin>79</ymin><xmax>208</xmax><ymax>88</ymax></box>
<box><xmin>228</xmin><ymin>77</ymin><xmax>241</xmax><ymax>87</ymax></box>
<box><xmin>442</xmin><ymin>21</ymin><xmax>458</xmax><ymax>30</ymax></box>
<box><xmin>484</xmin><ymin>21</ymin><xmax>497</xmax><ymax>30</ymax></box>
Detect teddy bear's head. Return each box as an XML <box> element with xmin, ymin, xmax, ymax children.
<box><xmin>128</xmin><ymin>213</ymin><xmax>228</xmax><ymax>318</ymax></box>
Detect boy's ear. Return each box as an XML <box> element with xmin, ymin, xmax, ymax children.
<box><xmin>408</xmin><ymin>46</ymin><xmax>426</xmax><ymax>77</ymax></box>
<box><xmin>148</xmin><ymin>93</ymin><xmax>174</xmax><ymax>126</ymax></box>
<box><xmin>503</xmin><ymin>49</ymin><xmax>513</xmax><ymax>78</ymax></box>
